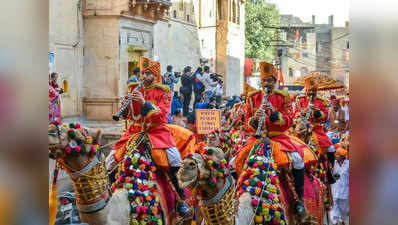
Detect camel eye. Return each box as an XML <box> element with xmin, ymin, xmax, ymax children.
<box><xmin>189</xmin><ymin>161</ymin><xmax>196</xmax><ymax>167</ymax></box>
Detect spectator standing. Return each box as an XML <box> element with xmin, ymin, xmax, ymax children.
<box><xmin>49</xmin><ymin>72</ymin><xmax>63</xmax><ymax>125</ymax></box>
<box><xmin>127</xmin><ymin>68</ymin><xmax>140</xmax><ymax>84</ymax></box>
<box><xmin>163</xmin><ymin>65</ymin><xmax>179</xmax><ymax>92</ymax></box>
<box><xmin>180</xmin><ymin>66</ymin><xmax>194</xmax><ymax>117</ymax></box>
<box><xmin>331</xmin><ymin>149</ymin><xmax>349</xmax><ymax>225</ymax></box>
<box><xmin>215</xmin><ymin>80</ymin><xmax>223</xmax><ymax>108</ymax></box>
<box><xmin>201</xmin><ymin>66</ymin><xmax>218</xmax><ymax>101</ymax></box>
<box><xmin>193</xmin><ymin>67</ymin><xmax>205</xmax><ymax>107</ymax></box>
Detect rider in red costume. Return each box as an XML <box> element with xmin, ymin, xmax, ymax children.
<box><xmin>235</xmin><ymin>62</ymin><xmax>307</xmax><ymax>216</ymax></box>
<box><xmin>294</xmin><ymin>77</ymin><xmax>337</xmax><ymax>184</ymax></box>
<box><xmin>108</xmin><ymin>57</ymin><xmax>190</xmax><ymax>216</ymax></box>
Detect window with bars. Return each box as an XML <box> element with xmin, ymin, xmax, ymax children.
<box><xmin>289</xmin><ymin>68</ymin><xmax>293</xmax><ymax>77</ymax></box>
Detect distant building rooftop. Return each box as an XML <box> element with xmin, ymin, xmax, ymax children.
<box><xmin>280</xmin><ymin>14</ymin><xmax>314</xmax><ymax>29</ymax></box>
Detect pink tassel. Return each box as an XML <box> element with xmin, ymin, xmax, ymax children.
<box><xmin>65</xmin><ymin>146</ymin><xmax>72</xmax><ymax>154</ymax></box>
<box><xmin>75</xmin><ymin>146</ymin><xmax>81</xmax><ymax>152</ymax></box>
<box><xmin>211</xmin><ymin>177</ymin><xmax>217</xmax><ymax>184</ymax></box>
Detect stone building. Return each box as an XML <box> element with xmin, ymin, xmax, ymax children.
<box><xmin>313</xmin><ymin>15</ymin><xmax>335</xmax><ymax>75</ymax></box>
<box><xmin>330</xmin><ymin>22</ymin><xmax>350</xmax><ymax>86</ymax></box>
<box><xmin>279</xmin><ymin>15</ymin><xmax>316</xmax><ymax>85</ymax></box>
<box><xmin>50</xmin><ymin>0</ymin><xmax>245</xmax><ymax>121</ymax></box>
<box><xmin>49</xmin><ymin>0</ymin><xmax>84</xmax><ymax>118</ymax></box>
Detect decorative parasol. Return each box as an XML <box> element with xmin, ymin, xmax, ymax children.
<box><xmin>294</xmin><ymin>71</ymin><xmax>346</xmax><ymax>91</ymax></box>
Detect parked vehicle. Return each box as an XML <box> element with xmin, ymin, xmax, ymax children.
<box><xmin>55</xmin><ymin>192</ymin><xmax>87</xmax><ymax>225</ymax></box>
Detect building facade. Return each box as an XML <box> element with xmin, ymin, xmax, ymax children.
<box><xmin>279</xmin><ymin>15</ymin><xmax>316</xmax><ymax>85</ymax></box>
<box><xmin>50</xmin><ymin>0</ymin><xmax>245</xmax><ymax>121</ymax></box>
<box><xmin>330</xmin><ymin>22</ymin><xmax>350</xmax><ymax>87</ymax></box>
<box><xmin>49</xmin><ymin>0</ymin><xmax>84</xmax><ymax>118</ymax></box>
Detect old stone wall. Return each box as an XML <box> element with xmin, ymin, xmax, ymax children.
<box><xmin>331</xmin><ymin>26</ymin><xmax>349</xmax><ymax>85</ymax></box>
<box><xmin>49</xmin><ymin>0</ymin><xmax>84</xmax><ymax>118</ymax></box>
<box><xmin>153</xmin><ymin>19</ymin><xmax>201</xmax><ymax>75</ymax></box>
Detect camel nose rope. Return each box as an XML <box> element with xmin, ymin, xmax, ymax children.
<box><xmin>53</xmin><ymin>133</ymin><xmax>146</xmax><ymax>180</ymax></box>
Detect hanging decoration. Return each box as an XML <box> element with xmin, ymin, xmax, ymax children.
<box><xmin>236</xmin><ymin>141</ymin><xmax>287</xmax><ymax>225</ymax></box>
<box><xmin>111</xmin><ymin>138</ymin><xmax>163</xmax><ymax>225</ymax></box>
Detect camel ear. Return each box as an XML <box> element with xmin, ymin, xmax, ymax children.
<box><xmin>86</xmin><ymin>128</ymin><xmax>103</xmax><ymax>145</ymax></box>
<box><xmin>93</xmin><ymin>129</ymin><xmax>102</xmax><ymax>145</ymax></box>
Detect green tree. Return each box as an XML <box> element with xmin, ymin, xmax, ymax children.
<box><xmin>245</xmin><ymin>0</ymin><xmax>279</xmax><ymax>62</ymax></box>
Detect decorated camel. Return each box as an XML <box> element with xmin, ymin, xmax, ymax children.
<box><xmin>178</xmin><ymin>137</ymin><xmax>326</xmax><ymax>225</ymax></box>
<box><xmin>49</xmin><ymin>123</ymin><xmax>198</xmax><ymax>225</ymax></box>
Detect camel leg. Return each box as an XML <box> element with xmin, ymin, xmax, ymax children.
<box><xmin>79</xmin><ymin>189</ymin><xmax>130</xmax><ymax>225</ymax></box>
<box><xmin>235</xmin><ymin>192</ymin><xmax>254</xmax><ymax>225</ymax></box>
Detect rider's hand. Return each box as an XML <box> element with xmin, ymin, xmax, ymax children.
<box><xmin>255</xmin><ymin>108</ymin><xmax>265</xmax><ymax>120</ymax></box>
<box><xmin>132</xmin><ymin>91</ymin><xmax>145</xmax><ymax>105</ymax></box>
<box><xmin>105</xmin><ymin>150</ymin><xmax>117</xmax><ymax>171</ymax></box>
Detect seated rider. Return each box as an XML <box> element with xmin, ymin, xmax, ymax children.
<box><xmin>235</xmin><ymin>62</ymin><xmax>306</xmax><ymax>216</ymax></box>
<box><xmin>106</xmin><ymin>57</ymin><xmax>190</xmax><ymax>216</ymax></box>
<box><xmin>294</xmin><ymin>77</ymin><xmax>337</xmax><ymax>184</ymax></box>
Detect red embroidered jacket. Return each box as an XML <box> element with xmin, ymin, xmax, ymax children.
<box><xmin>244</xmin><ymin>89</ymin><xmax>299</xmax><ymax>152</ymax></box>
<box><xmin>113</xmin><ymin>82</ymin><xmax>176</xmax><ymax>161</ymax></box>
<box><xmin>294</xmin><ymin>95</ymin><xmax>332</xmax><ymax>148</ymax></box>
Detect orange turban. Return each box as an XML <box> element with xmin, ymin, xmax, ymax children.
<box><xmin>259</xmin><ymin>62</ymin><xmax>277</xmax><ymax>80</ymax></box>
<box><xmin>140</xmin><ymin>56</ymin><xmax>162</xmax><ymax>83</ymax></box>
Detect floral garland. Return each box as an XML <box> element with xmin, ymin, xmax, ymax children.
<box><xmin>111</xmin><ymin>145</ymin><xmax>162</xmax><ymax>225</ymax></box>
<box><xmin>62</xmin><ymin>123</ymin><xmax>99</xmax><ymax>157</ymax></box>
<box><xmin>236</xmin><ymin>141</ymin><xmax>287</xmax><ymax>225</ymax></box>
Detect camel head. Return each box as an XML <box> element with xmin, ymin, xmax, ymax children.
<box><xmin>294</xmin><ymin>117</ymin><xmax>310</xmax><ymax>142</ymax></box>
<box><xmin>178</xmin><ymin>147</ymin><xmax>228</xmax><ymax>199</ymax></box>
<box><xmin>49</xmin><ymin>123</ymin><xmax>102</xmax><ymax>171</ymax></box>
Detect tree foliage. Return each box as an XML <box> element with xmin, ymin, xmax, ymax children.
<box><xmin>245</xmin><ymin>0</ymin><xmax>279</xmax><ymax>62</ymax></box>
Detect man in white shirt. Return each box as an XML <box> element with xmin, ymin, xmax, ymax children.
<box><xmin>201</xmin><ymin>66</ymin><xmax>218</xmax><ymax>101</ymax></box>
<box><xmin>215</xmin><ymin>80</ymin><xmax>223</xmax><ymax>108</ymax></box>
<box><xmin>331</xmin><ymin>148</ymin><xmax>349</xmax><ymax>225</ymax></box>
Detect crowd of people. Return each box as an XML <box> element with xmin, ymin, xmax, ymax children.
<box><xmin>49</xmin><ymin>57</ymin><xmax>350</xmax><ymax>225</ymax></box>
<box><xmin>160</xmin><ymin>64</ymin><xmax>227</xmax><ymax>126</ymax></box>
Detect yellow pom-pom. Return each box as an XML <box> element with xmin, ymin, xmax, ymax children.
<box><xmin>255</xmin><ymin>187</ymin><xmax>261</xmax><ymax>195</ymax></box>
<box><xmin>208</xmin><ymin>160</ymin><xmax>213</xmax><ymax>166</ymax></box>
<box><xmin>218</xmin><ymin>172</ymin><xmax>223</xmax><ymax>177</ymax></box>
<box><xmin>132</xmin><ymin>157</ymin><xmax>138</xmax><ymax>163</ymax></box>
<box><xmin>85</xmin><ymin>136</ymin><xmax>93</xmax><ymax>144</ymax></box>
<box><xmin>191</xmin><ymin>221</ymin><xmax>197</xmax><ymax>225</ymax></box>
<box><xmin>131</xmin><ymin>219</ymin><xmax>139</xmax><ymax>225</ymax></box>
<box><xmin>254</xmin><ymin>215</ymin><xmax>263</xmax><ymax>224</ymax></box>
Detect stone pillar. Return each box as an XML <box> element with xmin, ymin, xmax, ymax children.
<box><xmin>82</xmin><ymin>16</ymin><xmax>120</xmax><ymax>120</ymax></box>
<box><xmin>216</xmin><ymin>0</ymin><xmax>229</xmax><ymax>89</ymax></box>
